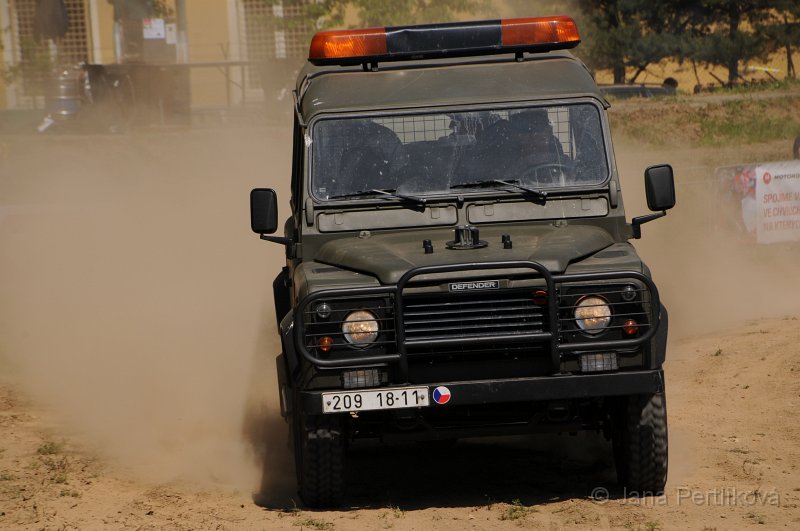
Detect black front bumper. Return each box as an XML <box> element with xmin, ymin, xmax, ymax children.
<box><xmin>301</xmin><ymin>369</ymin><xmax>664</xmax><ymax>415</ymax></box>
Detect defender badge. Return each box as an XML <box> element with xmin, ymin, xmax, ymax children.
<box><xmin>448</xmin><ymin>280</ymin><xmax>499</xmax><ymax>292</ymax></box>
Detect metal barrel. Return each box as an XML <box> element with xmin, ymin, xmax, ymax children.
<box><xmin>44</xmin><ymin>69</ymin><xmax>83</xmax><ymax>120</ymax></box>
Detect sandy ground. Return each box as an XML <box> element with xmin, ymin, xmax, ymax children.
<box><xmin>1</xmin><ymin>121</ymin><xmax>800</xmax><ymax>530</ymax></box>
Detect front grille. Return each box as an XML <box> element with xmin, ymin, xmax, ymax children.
<box><xmin>293</xmin><ymin>263</ymin><xmax>659</xmax><ymax>371</ymax></box>
<box><xmin>402</xmin><ymin>289</ymin><xmax>547</xmax><ymax>345</ymax></box>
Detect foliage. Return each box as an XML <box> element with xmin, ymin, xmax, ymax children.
<box><xmin>257</xmin><ymin>0</ymin><xmax>489</xmax><ymax>44</ymax></box>
<box><xmin>36</xmin><ymin>440</ymin><xmax>64</xmax><ymax>456</ymax></box>
<box><xmin>521</xmin><ymin>1</ymin><xmax>800</xmax><ymax>84</ymax></box>
<box><xmin>152</xmin><ymin>0</ymin><xmax>174</xmax><ymax>18</ymax></box>
<box><xmin>761</xmin><ymin>0</ymin><xmax>800</xmax><ymax>79</ymax></box>
<box><xmin>684</xmin><ymin>1</ymin><xmax>772</xmax><ymax>83</ymax></box>
<box><xmin>499</xmin><ymin>498</ymin><xmax>535</xmax><ymax>520</ymax></box>
<box><xmin>315</xmin><ymin>0</ymin><xmax>489</xmax><ymax>26</ymax></box>
<box><xmin>292</xmin><ymin>516</ymin><xmax>334</xmax><ymax>530</ymax></box>
<box><xmin>248</xmin><ymin>1</ymin><xmax>797</xmax><ymax>84</ymax></box>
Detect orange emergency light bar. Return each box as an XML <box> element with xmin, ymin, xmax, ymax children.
<box><xmin>309</xmin><ymin>16</ymin><xmax>580</xmax><ymax>66</ymax></box>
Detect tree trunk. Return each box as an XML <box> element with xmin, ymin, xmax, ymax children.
<box><xmin>629</xmin><ymin>65</ymin><xmax>647</xmax><ymax>84</ymax></box>
<box><xmin>784</xmin><ymin>14</ymin><xmax>795</xmax><ymax>80</ymax></box>
<box><xmin>613</xmin><ymin>65</ymin><xmax>626</xmax><ymax>84</ymax></box>
<box><xmin>727</xmin><ymin>5</ymin><xmax>741</xmax><ymax>84</ymax></box>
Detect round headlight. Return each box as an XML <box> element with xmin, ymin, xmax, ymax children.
<box><xmin>574</xmin><ymin>296</ymin><xmax>611</xmax><ymax>334</ymax></box>
<box><xmin>342</xmin><ymin>310</ymin><xmax>379</xmax><ymax>347</ymax></box>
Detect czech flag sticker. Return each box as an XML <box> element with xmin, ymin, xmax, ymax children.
<box><xmin>432</xmin><ymin>386</ymin><xmax>451</xmax><ymax>405</ymax></box>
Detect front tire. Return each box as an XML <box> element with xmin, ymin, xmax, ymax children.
<box><xmin>293</xmin><ymin>410</ymin><xmax>346</xmax><ymax>508</ymax></box>
<box><xmin>613</xmin><ymin>392</ymin><xmax>668</xmax><ymax>494</ymax></box>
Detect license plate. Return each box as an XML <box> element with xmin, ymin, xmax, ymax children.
<box><xmin>322</xmin><ymin>386</ymin><xmax>429</xmax><ymax>414</ymax></box>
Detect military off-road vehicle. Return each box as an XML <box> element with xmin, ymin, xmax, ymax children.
<box><xmin>250</xmin><ymin>15</ymin><xmax>675</xmax><ymax>508</ymax></box>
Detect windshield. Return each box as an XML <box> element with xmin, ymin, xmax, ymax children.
<box><xmin>311</xmin><ymin>103</ymin><xmax>608</xmax><ymax>200</ymax></box>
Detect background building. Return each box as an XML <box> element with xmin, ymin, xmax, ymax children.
<box><xmin>0</xmin><ymin>0</ymin><xmax>312</xmax><ymax>113</ymax></box>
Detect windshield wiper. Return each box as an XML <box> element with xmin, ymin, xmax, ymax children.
<box><xmin>450</xmin><ymin>179</ymin><xmax>547</xmax><ymax>201</ymax></box>
<box><xmin>327</xmin><ymin>189</ymin><xmax>427</xmax><ymax>208</ymax></box>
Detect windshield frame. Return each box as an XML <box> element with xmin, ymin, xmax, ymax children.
<box><xmin>305</xmin><ymin>98</ymin><xmax>613</xmax><ymax>206</ymax></box>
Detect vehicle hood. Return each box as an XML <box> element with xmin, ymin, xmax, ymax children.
<box><xmin>315</xmin><ymin>224</ymin><xmax>616</xmax><ymax>284</ymax></box>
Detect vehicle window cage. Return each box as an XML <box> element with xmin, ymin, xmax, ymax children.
<box><xmin>373</xmin><ymin>115</ymin><xmax>453</xmax><ymax>144</ymax></box>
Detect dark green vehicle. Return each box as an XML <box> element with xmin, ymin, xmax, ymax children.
<box><xmin>251</xmin><ymin>15</ymin><xmax>675</xmax><ymax>508</ymax></box>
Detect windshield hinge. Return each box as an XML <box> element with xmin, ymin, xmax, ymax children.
<box><xmin>292</xmin><ymin>90</ymin><xmax>307</xmax><ymax>127</ymax></box>
<box><xmin>609</xmin><ymin>179</ymin><xmax>619</xmax><ymax>208</ymax></box>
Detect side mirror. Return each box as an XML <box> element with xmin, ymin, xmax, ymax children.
<box><xmin>631</xmin><ymin>164</ymin><xmax>676</xmax><ymax>239</ymax></box>
<box><xmin>250</xmin><ymin>188</ymin><xmax>278</xmax><ymax>234</ymax></box>
<box><xmin>644</xmin><ymin>164</ymin><xmax>676</xmax><ymax>212</ymax></box>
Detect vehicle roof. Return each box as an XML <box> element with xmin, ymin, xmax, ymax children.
<box><xmin>296</xmin><ymin>50</ymin><xmax>605</xmax><ymax>120</ymax></box>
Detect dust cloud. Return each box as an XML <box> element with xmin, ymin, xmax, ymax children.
<box><xmin>615</xmin><ymin>138</ymin><xmax>800</xmax><ymax>338</ymax></box>
<box><xmin>0</xmin><ymin>121</ymin><xmax>294</xmax><ymax>495</ymax></box>
<box><xmin>2</xmin><ymin>106</ymin><xmax>799</xmax><ymax>504</ymax></box>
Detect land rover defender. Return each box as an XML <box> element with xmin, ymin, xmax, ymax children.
<box><xmin>250</xmin><ymin>15</ymin><xmax>675</xmax><ymax>508</ymax></box>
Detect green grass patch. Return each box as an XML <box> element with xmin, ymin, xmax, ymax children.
<box><xmin>292</xmin><ymin>517</ymin><xmax>334</xmax><ymax>530</ymax></box>
<box><xmin>609</xmin><ymin>93</ymin><xmax>800</xmax><ymax>148</ymax></box>
<box><xmin>41</xmin><ymin>455</ymin><xmax>70</xmax><ymax>484</ymax></box>
<box><xmin>499</xmin><ymin>498</ymin><xmax>535</xmax><ymax>520</ymax></box>
<box><xmin>37</xmin><ymin>441</ymin><xmax>63</xmax><ymax>455</ymax></box>
<box><xmin>697</xmin><ymin>99</ymin><xmax>798</xmax><ymax>147</ymax></box>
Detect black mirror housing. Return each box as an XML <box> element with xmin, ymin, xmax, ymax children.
<box><xmin>644</xmin><ymin>164</ymin><xmax>676</xmax><ymax>212</ymax></box>
<box><xmin>250</xmin><ymin>188</ymin><xmax>279</xmax><ymax>234</ymax></box>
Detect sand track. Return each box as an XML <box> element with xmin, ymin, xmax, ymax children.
<box><xmin>1</xmin><ymin>127</ymin><xmax>799</xmax><ymax>529</ymax></box>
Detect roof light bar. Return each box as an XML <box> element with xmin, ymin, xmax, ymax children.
<box><xmin>308</xmin><ymin>16</ymin><xmax>581</xmax><ymax>66</ymax></box>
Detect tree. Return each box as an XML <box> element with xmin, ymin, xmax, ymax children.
<box><xmin>686</xmin><ymin>0</ymin><xmax>772</xmax><ymax>84</ymax></box>
<box><xmin>573</xmin><ymin>0</ymin><xmax>693</xmax><ymax>84</ymax></box>
<box><xmin>575</xmin><ymin>0</ymin><xmax>629</xmax><ymax>83</ymax></box>
<box><xmin>274</xmin><ymin>0</ymin><xmax>490</xmax><ymax>32</ymax></box>
<box><xmin>762</xmin><ymin>0</ymin><xmax>800</xmax><ymax>79</ymax></box>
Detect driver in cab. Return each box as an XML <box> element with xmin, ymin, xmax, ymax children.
<box><xmin>458</xmin><ymin>109</ymin><xmax>569</xmax><ymax>186</ymax></box>
<box><xmin>500</xmin><ymin>110</ymin><xmax>567</xmax><ymax>180</ymax></box>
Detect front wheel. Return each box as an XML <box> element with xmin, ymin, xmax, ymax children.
<box><xmin>292</xmin><ymin>409</ymin><xmax>346</xmax><ymax>508</ymax></box>
<box><xmin>612</xmin><ymin>392</ymin><xmax>668</xmax><ymax>495</ymax></box>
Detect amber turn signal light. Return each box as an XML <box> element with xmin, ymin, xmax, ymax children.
<box><xmin>309</xmin><ymin>28</ymin><xmax>388</xmax><ymax>62</ymax></box>
<box><xmin>622</xmin><ymin>319</ymin><xmax>638</xmax><ymax>336</ymax></box>
<box><xmin>318</xmin><ymin>336</ymin><xmax>334</xmax><ymax>352</ymax></box>
<box><xmin>501</xmin><ymin>16</ymin><xmax>580</xmax><ymax>47</ymax></box>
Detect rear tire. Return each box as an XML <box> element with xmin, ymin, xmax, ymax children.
<box><xmin>613</xmin><ymin>392</ymin><xmax>668</xmax><ymax>495</ymax></box>
<box><xmin>293</xmin><ymin>410</ymin><xmax>346</xmax><ymax>508</ymax></box>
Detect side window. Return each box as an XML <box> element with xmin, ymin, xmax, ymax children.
<box><xmin>570</xmin><ymin>106</ymin><xmax>608</xmax><ymax>182</ymax></box>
